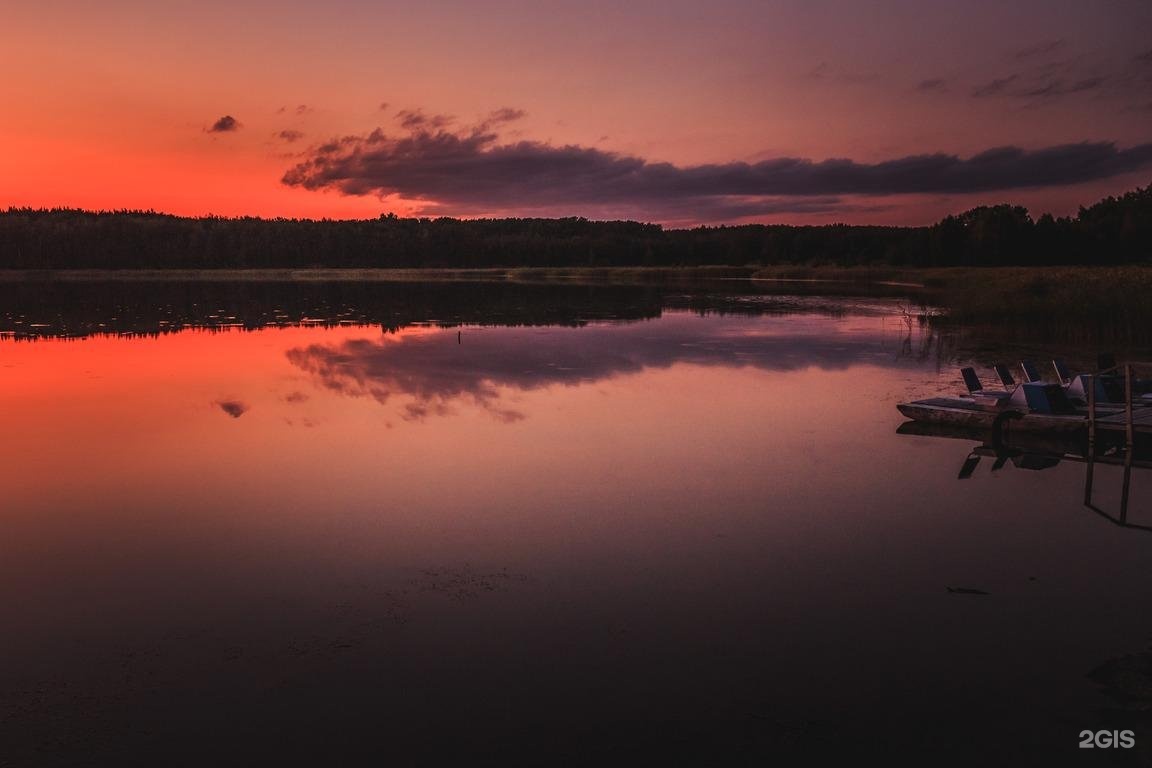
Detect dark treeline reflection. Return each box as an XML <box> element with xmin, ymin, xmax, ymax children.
<box><xmin>0</xmin><ymin>280</ymin><xmax>668</xmax><ymax>339</ymax></box>
<box><xmin>0</xmin><ymin>278</ymin><xmax>923</xmax><ymax>340</ymax></box>
<box><xmin>5</xmin><ymin>277</ymin><xmax>1148</xmax><ymax>362</ymax></box>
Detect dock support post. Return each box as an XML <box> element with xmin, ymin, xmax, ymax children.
<box><xmin>1087</xmin><ymin>373</ymin><xmax>1097</xmax><ymax>450</ymax></box>
<box><xmin>1125</xmin><ymin>364</ymin><xmax>1134</xmax><ymax>449</ymax></box>
<box><xmin>1121</xmin><ymin>449</ymin><xmax>1132</xmax><ymax>524</ymax></box>
<box><xmin>1084</xmin><ymin>445</ymin><xmax>1096</xmax><ymax>507</ymax></box>
<box><xmin>1084</xmin><ymin>373</ymin><xmax>1098</xmax><ymax>508</ymax></box>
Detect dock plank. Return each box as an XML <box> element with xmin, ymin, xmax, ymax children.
<box><xmin>1094</xmin><ymin>407</ymin><xmax>1152</xmax><ymax>432</ymax></box>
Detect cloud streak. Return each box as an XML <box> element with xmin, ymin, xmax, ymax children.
<box><xmin>1014</xmin><ymin>39</ymin><xmax>1067</xmax><ymax>60</ymax></box>
<box><xmin>972</xmin><ymin>71</ymin><xmax>1108</xmax><ymax>101</ymax></box>
<box><xmin>1017</xmin><ymin>76</ymin><xmax>1105</xmax><ymax>98</ymax></box>
<box><xmin>972</xmin><ymin>75</ymin><xmax>1019</xmax><ymax>97</ymax></box>
<box><xmin>281</xmin><ymin>113</ymin><xmax>1152</xmax><ymax>220</ymax></box>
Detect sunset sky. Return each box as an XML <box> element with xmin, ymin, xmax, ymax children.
<box><xmin>3</xmin><ymin>0</ymin><xmax>1151</xmax><ymax>225</ymax></box>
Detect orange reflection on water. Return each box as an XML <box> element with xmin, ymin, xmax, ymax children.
<box><xmin>1</xmin><ymin>315</ymin><xmax>890</xmax><ymax>561</ymax></box>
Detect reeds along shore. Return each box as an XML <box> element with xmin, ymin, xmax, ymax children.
<box><xmin>744</xmin><ymin>264</ymin><xmax>1151</xmax><ymax>345</ymax></box>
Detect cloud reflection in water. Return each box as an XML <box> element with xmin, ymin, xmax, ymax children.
<box><xmin>285</xmin><ymin>312</ymin><xmax>910</xmax><ymax>422</ymax></box>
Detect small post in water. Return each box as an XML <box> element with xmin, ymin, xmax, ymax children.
<box><xmin>1085</xmin><ymin>373</ymin><xmax>1096</xmax><ymax>506</ymax></box>
<box><xmin>1087</xmin><ymin>373</ymin><xmax>1096</xmax><ymax>450</ymax></box>
<box><xmin>1125</xmin><ymin>364</ymin><xmax>1134</xmax><ymax>449</ymax></box>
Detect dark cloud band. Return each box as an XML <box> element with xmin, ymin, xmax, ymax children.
<box><xmin>281</xmin><ymin>115</ymin><xmax>1152</xmax><ymax>219</ymax></box>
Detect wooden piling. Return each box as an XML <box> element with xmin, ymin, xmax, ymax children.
<box><xmin>1125</xmin><ymin>364</ymin><xmax>1134</xmax><ymax>449</ymax></box>
<box><xmin>1087</xmin><ymin>373</ymin><xmax>1096</xmax><ymax>449</ymax></box>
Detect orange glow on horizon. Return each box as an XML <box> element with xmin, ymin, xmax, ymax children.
<box><xmin>2</xmin><ymin>3</ymin><xmax>1149</xmax><ymax>225</ymax></box>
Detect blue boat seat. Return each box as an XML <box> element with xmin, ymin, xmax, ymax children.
<box><xmin>1022</xmin><ymin>382</ymin><xmax>1076</xmax><ymax>414</ymax></box>
<box><xmin>1065</xmin><ymin>374</ymin><xmax>1111</xmax><ymax>405</ymax></box>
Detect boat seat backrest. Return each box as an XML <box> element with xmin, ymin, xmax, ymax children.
<box><xmin>961</xmin><ymin>367</ymin><xmax>983</xmax><ymax>393</ymax></box>
<box><xmin>1020</xmin><ymin>361</ymin><xmax>1042</xmax><ymax>383</ymax></box>
<box><xmin>1052</xmin><ymin>359</ymin><xmax>1073</xmax><ymax>383</ymax></box>
<box><xmin>994</xmin><ymin>364</ymin><xmax>1016</xmax><ymax>387</ymax></box>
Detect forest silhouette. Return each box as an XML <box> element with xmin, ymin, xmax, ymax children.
<box><xmin>2</xmin><ymin>185</ymin><xmax>1149</xmax><ymax>270</ymax></box>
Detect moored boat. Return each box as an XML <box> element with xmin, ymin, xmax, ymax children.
<box><xmin>899</xmin><ymin>363</ymin><xmax>1152</xmax><ymax>436</ymax></box>
<box><xmin>895</xmin><ymin>395</ymin><xmax>1088</xmax><ymax>434</ymax></box>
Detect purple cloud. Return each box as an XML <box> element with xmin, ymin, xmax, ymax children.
<box><xmin>208</xmin><ymin>115</ymin><xmax>240</xmax><ymax>133</ymax></box>
<box><xmin>281</xmin><ymin>112</ymin><xmax>1152</xmax><ymax>221</ymax></box>
<box><xmin>972</xmin><ymin>75</ymin><xmax>1019</xmax><ymax>97</ymax></box>
<box><xmin>395</xmin><ymin>109</ymin><xmax>454</xmax><ymax>130</ymax></box>
<box><xmin>216</xmin><ymin>400</ymin><xmax>248</xmax><ymax>418</ymax></box>
<box><xmin>1017</xmin><ymin>77</ymin><xmax>1105</xmax><ymax>99</ymax></box>
<box><xmin>916</xmin><ymin>78</ymin><xmax>948</xmax><ymax>94</ymax></box>
<box><xmin>1014</xmin><ymin>39</ymin><xmax>1068</xmax><ymax>60</ymax></box>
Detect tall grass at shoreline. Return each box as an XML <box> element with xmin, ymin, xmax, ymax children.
<box><xmin>749</xmin><ymin>265</ymin><xmax>1152</xmax><ymax>348</ymax></box>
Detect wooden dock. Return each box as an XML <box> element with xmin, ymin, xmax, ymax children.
<box><xmin>1087</xmin><ymin>363</ymin><xmax>1152</xmax><ymax>447</ymax></box>
<box><xmin>1094</xmin><ymin>408</ymin><xmax>1152</xmax><ymax>432</ymax></box>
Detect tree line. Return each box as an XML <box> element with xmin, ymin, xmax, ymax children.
<box><xmin>1</xmin><ymin>184</ymin><xmax>1148</xmax><ymax>269</ymax></box>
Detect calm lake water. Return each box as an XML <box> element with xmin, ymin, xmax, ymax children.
<box><xmin>2</xmin><ymin>279</ymin><xmax>1150</xmax><ymax>766</ymax></box>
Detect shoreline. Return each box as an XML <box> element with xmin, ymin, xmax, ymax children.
<box><xmin>0</xmin><ymin>266</ymin><xmax>758</xmax><ymax>282</ymax></box>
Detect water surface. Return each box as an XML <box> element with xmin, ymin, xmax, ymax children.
<box><xmin>2</xmin><ymin>280</ymin><xmax>1149</xmax><ymax>765</ymax></box>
